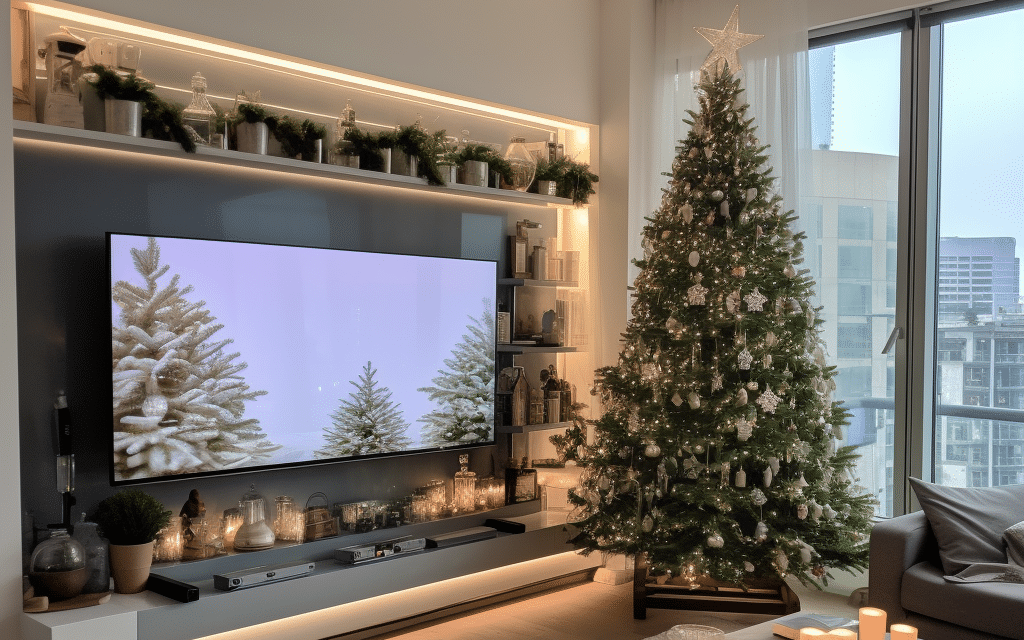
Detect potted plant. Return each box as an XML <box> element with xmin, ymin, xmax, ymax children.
<box><xmin>234</xmin><ymin>100</ymin><xmax>273</xmax><ymax>155</ymax></box>
<box><xmin>343</xmin><ymin>127</ymin><xmax>393</xmax><ymax>172</ymax></box>
<box><xmin>557</xmin><ymin>159</ymin><xmax>599</xmax><ymax>206</ymax></box>
<box><xmin>392</xmin><ymin>124</ymin><xmax>446</xmax><ymax>185</ymax></box>
<box><xmin>268</xmin><ymin>116</ymin><xmax>328</xmax><ymax>162</ymax></box>
<box><xmin>85</xmin><ymin>65</ymin><xmax>196</xmax><ymax>153</ymax></box>
<box><xmin>533</xmin><ymin>157</ymin><xmax>567</xmax><ymax>196</ymax></box>
<box><xmin>450</xmin><ymin>144</ymin><xmax>513</xmax><ymax>189</ymax></box>
<box><xmin>92</xmin><ymin>490</ymin><xmax>171</xmax><ymax>594</ymax></box>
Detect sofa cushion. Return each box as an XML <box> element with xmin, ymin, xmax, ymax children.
<box><xmin>903</xmin><ymin>560</ymin><xmax>1024</xmax><ymax>638</ymax></box>
<box><xmin>909</xmin><ymin>477</ymin><xmax>1024</xmax><ymax>574</ymax></box>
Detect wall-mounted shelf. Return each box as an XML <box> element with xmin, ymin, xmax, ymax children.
<box><xmin>13</xmin><ymin>121</ymin><xmax>577</xmax><ymax>210</ymax></box>
<box><xmin>496</xmin><ymin>420</ymin><xmax>573</xmax><ymax>435</ymax></box>
<box><xmin>497</xmin><ymin>344</ymin><xmax>579</xmax><ymax>354</ymax></box>
<box><xmin>498</xmin><ymin>278</ymin><xmax>580</xmax><ymax>288</ymax></box>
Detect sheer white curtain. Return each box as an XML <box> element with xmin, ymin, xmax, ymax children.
<box><xmin>638</xmin><ymin>1</ymin><xmax>811</xmax><ymax>280</ymax></box>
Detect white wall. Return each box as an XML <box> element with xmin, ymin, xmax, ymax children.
<box><xmin>54</xmin><ymin>0</ymin><xmax>601</xmax><ymax>125</ymax></box>
<box><xmin>810</xmin><ymin>0</ymin><xmax>924</xmax><ymax>28</ymax></box>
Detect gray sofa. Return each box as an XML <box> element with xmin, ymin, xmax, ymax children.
<box><xmin>869</xmin><ymin>511</ymin><xmax>1024</xmax><ymax>640</ymax></box>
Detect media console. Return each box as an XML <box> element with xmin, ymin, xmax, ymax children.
<box><xmin>22</xmin><ymin>505</ymin><xmax>600</xmax><ymax>640</ymax></box>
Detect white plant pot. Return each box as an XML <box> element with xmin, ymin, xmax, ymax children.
<box><xmin>104</xmin><ymin>99</ymin><xmax>142</xmax><ymax>137</ymax></box>
<box><xmin>236</xmin><ymin>121</ymin><xmax>269</xmax><ymax>155</ymax></box>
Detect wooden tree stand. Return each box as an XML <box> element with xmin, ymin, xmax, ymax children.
<box><xmin>632</xmin><ymin>554</ymin><xmax>800</xmax><ymax>620</ymax></box>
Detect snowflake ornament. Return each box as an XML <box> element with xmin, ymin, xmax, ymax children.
<box><xmin>711</xmin><ymin>372</ymin><xmax>724</xmax><ymax>392</ymax></box>
<box><xmin>744</xmin><ymin>287</ymin><xmax>768</xmax><ymax>312</ymax></box>
<box><xmin>756</xmin><ymin>386</ymin><xmax>781</xmax><ymax>413</ymax></box>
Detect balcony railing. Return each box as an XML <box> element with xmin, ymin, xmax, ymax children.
<box><xmin>842</xmin><ymin>398</ymin><xmax>1024</xmax><ymax>424</ymax></box>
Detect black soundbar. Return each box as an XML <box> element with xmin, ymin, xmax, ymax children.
<box><xmin>484</xmin><ymin>518</ymin><xmax>527</xmax><ymax>534</ymax></box>
<box><xmin>147</xmin><ymin>573</ymin><xmax>199</xmax><ymax>603</ymax></box>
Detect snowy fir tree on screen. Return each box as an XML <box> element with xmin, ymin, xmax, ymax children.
<box><xmin>112</xmin><ymin>238</ymin><xmax>279</xmax><ymax>480</ymax></box>
<box><xmin>315</xmin><ymin>361</ymin><xmax>412</xmax><ymax>458</ymax></box>
<box><xmin>567</xmin><ymin>24</ymin><xmax>873</xmax><ymax>586</ymax></box>
<box><xmin>418</xmin><ymin>302</ymin><xmax>495</xmax><ymax>447</ymax></box>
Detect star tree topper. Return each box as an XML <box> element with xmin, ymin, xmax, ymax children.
<box><xmin>694</xmin><ymin>5</ymin><xmax>764</xmax><ymax>76</ymax></box>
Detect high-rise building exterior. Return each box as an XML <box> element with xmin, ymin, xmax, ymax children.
<box><xmin>938</xmin><ymin>237</ymin><xmax>1020</xmax><ymax>320</ymax></box>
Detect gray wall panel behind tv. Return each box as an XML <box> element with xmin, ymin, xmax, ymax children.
<box><xmin>15</xmin><ymin>140</ymin><xmax>521</xmax><ymax>533</ymax></box>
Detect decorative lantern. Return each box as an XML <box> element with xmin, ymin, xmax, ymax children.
<box><xmin>40</xmin><ymin>27</ymin><xmax>87</xmax><ymax>128</ymax></box>
<box><xmin>233</xmin><ymin>484</ymin><xmax>275</xmax><ymax>551</ymax></box>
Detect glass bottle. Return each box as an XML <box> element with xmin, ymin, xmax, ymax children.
<box><xmin>182</xmin><ymin>72</ymin><xmax>216</xmax><ymax>145</ymax></box>
<box><xmin>453</xmin><ymin>453</ymin><xmax>477</xmax><ymax>513</ymax></box>
<box><xmin>72</xmin><ymin>515</ymin><xmax>109</xmax><ymax>594</ymax></box>
<box><xmin>274</xmin><ymin>496</ymin><xmax>299</xmax><ymax>542</ymax></box>
<box><xmin>504</xmin><ymin>136</ymin><xmax>537</xmax><ymax>191</ymax></box>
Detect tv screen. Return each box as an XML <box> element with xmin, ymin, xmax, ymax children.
<box><xmin>109</xmin><ymin>233</ymin><xmax>497</xmax><ymax>484</ymax></box>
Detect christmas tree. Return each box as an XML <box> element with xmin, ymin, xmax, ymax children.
<box><xmin>567</xmin><ymin>66</ymin><xmax>874</xmax><ymax>588</ymax></box>
<box><xmin>112</xmin><ymin>238</ymin><xmax>279</xmax><ymax>480</ymax></box>
<box><xmin>418</xmin><ymin>302</ymin><xmax>495</xmax><ymax>447</ymax></box>
<box><xmin>316</xmin><ymin>361</ymin><xmax>412</xmax><ymax>457</ymax></box>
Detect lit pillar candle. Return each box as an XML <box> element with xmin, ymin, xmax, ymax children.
<box><xmin>859</xmin><ymin>607</ymin><xmax>887</xmax><ymax>640</ymax></box>
<box><xmin>890</xmin><ymin>624</ymin><xmax>918</xmax><ymax>640</ymax></box>
<box><xmin>828</xmin><ymin>630</ymin><xmax>857</xmax><ymax>639</ymax></box>
<box><xmin>799</xmin><ymin>629</ymin><xmax>827</xmax><ymax>640</ymax></box>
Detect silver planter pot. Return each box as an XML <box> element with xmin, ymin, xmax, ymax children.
<box><xmin>236</xmin><ymin>121</ymin><xmax>269</xmax><ymax>155</ymax></box>
<box><xmin>537</xmin><ymin>180</ymin><xmax>558</xmax><ymax>196</ymax></box>
<box><xmin>439</xmin><ymin>164</ymin><xmax>458</xmax><ymax>185</ymax></box>
<box><xmin>458</xmin><ymin>160</ymin><xmax>488</xmax><ymax>187</ymax></box>
<box><xmin>104</xmin><ymin>99</ymin><xmax>142</xmax><ymax>137</ymax></box>
<box><xmin>391</xmin><ymin>149</ymin><xmax>418</xmax><ymax>177</ymax></box>
<box><xmin>309</xmin><ymin>139</ymin><xmax>323</xmax><ymax>163</ymax></box>
<box><xmin>378</xmin><ymin>148</ymin><xmax>392</xmax><ymax>173</ymax></box>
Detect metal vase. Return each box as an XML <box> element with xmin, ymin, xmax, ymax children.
<box><xmin>391</xmin><ymin>149</ymin><xmax>418</xmax><ymax>177</ymax></box>
<box><xmin>378</xmin><ymin>147</ymin><xmax>392</xmax><ymax>173</ymax></box>
<box><xmin>103</xmin><ymin>99</ymin><xmax>142</xmax><ymax>137</ymax></box>
<box><xmin>236</xmin><ymin>121</ymin><xmax>269</xmax><ymax>155</ymax></box>
<box><xmin>458</xmin><ymin>160</ymin><xmax>488</xmax><ymax>187</ymax></box>
<box><xmin>537</xmin><ymin>180</ymin><xmax>558</xmax><ymax>196</ymax></box>
<box><xmin>439</xmin><ymin>164</ymin><xmax>458</xmax><ymax>185</ymax></box>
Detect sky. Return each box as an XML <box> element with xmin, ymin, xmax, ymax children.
<box><xmin>828</xmin><ymin>8</ymin><xmax>1024</xmax><ymax>254</ymax></box>
<box><xmin>111</xmin><ymin>234</ymin><xmax>496</xmax><ymax>468</ymax></box>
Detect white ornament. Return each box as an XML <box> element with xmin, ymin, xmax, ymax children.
<box><xmin>738</xmin><ymin>348</ymin><xmax>753</xmax><ymax>370</ymax></box>
<box><xmin>628</xmin><ymin>409</ymin><xmax>641</xmax><ymax>432</ymax></box>
<box><xmin>726</xmin><ymin>290</ymin><xmax>742</xmax><ymax>313</ymax></box>
<box><xmin>763</xmin><ymin>467</ymin><xmax>773</xmax><ymax>488</ymax></box>
<box><xmin>822</xmin><ymin>504</ymin><xmax>837</xmax><ymax>519</ymax></box>
<box><xmin>708</xmin><ymin>534</ymin><xmax>725</xmax><ymax>548</ymax></box>
<box><xmin>642</xmin><ymin>515</ymin><xmax>654</xmax><ymax>532</ymax></box>
<box><xmin>765</xmin><ymin>331</ymin><xmax>778</xmax><ymax>347</ymax></box>
<box><xmin>688</xmin><ymin>251</ymin><xmax>700</xmax><ymax>267</ymax></box>
<box><xmin>776</xmin><ymin>550</ymin><xmax>789</xmax><ymax>572</ymax></box>
<box><xmin>744</xmin><ymin>561</ymin><xmax>755</xmax><ymax>572</ymax></box>
<box><xmin>598</xmin><ymin>476</ymin><xmax>611</xmax><ymax>490</ymax></box>
<box><xmin>794</xmin><ymin>474</ymin><xmax>809</xmax><ymax>492</ymax></box>
<box><xmin>645</xmin><ymin>443</ymin><xmax>662</xmax><ymax>458</ymax></box>
<box><xmin>754</xmin><ymin>520</ymin><xmax>768</xmax><ymax>541</ymax></box>
<box><xmin>720</xmin><ymin>461</ymin><xmax>730</xmax><ymax>486</ymax></box>
<box><xmin>720</xmin><ymin>200</ymin><xmax>730</xmax><ymax>219</ymax></box>
<box><xmin>704</xmin><ymin>147</ymin><xmax>713</xmax><ymax>160</ymax></box>
<box><xmin>142</xmin><ymin>393</ymin><xmax>168</xmax><ymax>418</ymax></box>
<box><xmin>797</xmin><ymin>504</ymin><xmax>808</xmax><ymax>520</ymax></box>
<box><xmin>671</xmin><ymin>392</ymin><xmax>684</xmax><ymax>407</ymax></box>
<box><xmin>681</xmin><ymin>203</ymin><xmax>694</xmax><ymax>223</ymax></box>
<box><xmin>687</xmin><ymin>276</ymin><xmax>709</xmax><ymax>305</ymax></box>
<box><xmin>812</xmin><ymin>502</ymin><xmax>823</xmax><ymax>521</ymax></box>
<box><xmin>800</xmin><ymin>545</ymin><xmax>813</xmax><ymax>564</ymax></box>
<box><xmin>745</xmin><ymin>187</ymin><xmax>758</xmax><ymax>202</ymax></box>
<box><xmin>710</xmin><ymin>189</ymin><xmax>725</xmax><ymax>201</ymax></box>
<box><xmin>694</xmin><ymin>5</ymin><xmax>765</xmax><ymax>76</ymax></box>
<box><xmin>666</xmin><ymin>316</ymin><xmax>684</xmax><ymax>338</ymax></box>
<box><xmin>751</xmin><ymin>489</ymin><xmax>767</xmax><ymax>507</ymax></box>
<box><xmin>736</xmin><ymin>418</ymin><xmax>752</xmax><ymax>441</ymax></box>
<box><xmin>735</xmin><ymin>388</ymin><xmax>748</xmax><ymax>406</ymax></box>
<box><xmin>784</xmin><ymin>263</ymin><xmax>797</xmax><ymax>278</ymax></box>
<box><xmin>767</xmin><ymin>457</ymin><xmax>780</xmax><ymax>475</ymax></box>
<box><xmin>756</xmin><ymin>386</ymin><xmax>781</xmax><ymax>414</ymax></box>
<box><xmin>735</xmin><ymin>468</ymin><xmax>747</xmax><ymax>487</ymax></box>
<box><xmin>711</xmin><ymin>372</ymin><xmax>724</xmax><ymax>392</ymax></box>
<box><xmin>744</xmin><ymin>287</ymin><xmax>768</xmax><ymax>312</ymax></box>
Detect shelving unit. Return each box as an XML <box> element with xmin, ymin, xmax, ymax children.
<box><xmin>496</xmin><ymin>420</ymin><xmax>574</xmax><ymax>435</ymax></box>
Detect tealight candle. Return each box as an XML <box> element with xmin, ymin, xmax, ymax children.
<box><xmin>890</xmin><ymin>623</ymin><xmax>918</xmax><ymax>640</ymax></box>
<box><xmin>799</xmin><ymin>629</ymin><xmax>827</xmax><ymax>639</ymax></box>
<box><xmin>828</xmin><ymin>630</ymin><xmax>857</xmax><ymax>639</ymax></box>
<box><xmin>859</xmin><ymin>607</ymin><xmax>887</xmax><ymax>640</ymax></box>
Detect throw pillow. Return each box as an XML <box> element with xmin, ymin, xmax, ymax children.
<box><xmin>908</xmin><ymin>477</ymin><xmax>1024</xmax><ymax>575</ymax></box>
<box><xmin>1006</xmin><ymin>521</ymin><xmax>1024</xmax><ymax>567</ymax></box>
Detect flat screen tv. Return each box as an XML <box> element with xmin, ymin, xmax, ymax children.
<box><xmin>109</xmin><ymin>232</ymin><xmax>497</xmax><ymax>484</ymax></box>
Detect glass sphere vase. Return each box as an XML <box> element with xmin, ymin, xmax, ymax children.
<box><xmin>504</xmin><ymin>136</ymin><xmax>536</xmax><ymax>192</ymax></box>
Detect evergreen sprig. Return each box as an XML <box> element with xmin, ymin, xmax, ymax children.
<box><xmin>87</xmin><ymin>65</ymin><xmax>196</xmax><ymax>153</ymax></box>
<box><xmin>534</xmin><ymin>157</ymin><xmax>568</xmax><ymax>182</ymax></box>
<box><xmin>393</xmin><ymin>124</ymin><xmax>446</xmax><ymax>186</ymax></box>
<box><xmin>557</xmin><ymin>159</ymin><xmax>599</xmax><ymax>205</ymax></box>
<box><xmin>92</xmin><ymin>489</ymin><xmax>172</xmax><ymax>546</ymax></box>
<box><xmin>448</xmin><ymin>144</ymin><xmax>514</xmax><ymax>186</ymax></box>
<box><xmin>343</xmin><ymin>127</ymin><xmax>389</xmax><ymax>171</ymax></box>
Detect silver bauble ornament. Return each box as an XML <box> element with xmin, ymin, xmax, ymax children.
<box><xmin>710</xmin><ymin>189</ymin><xmax>724</xmax><ymax>201</ymax></box>
<box><xmin>754</xmin><ymin>520</ymin><xmax>768</xmax><ymax>541</ymax></box>
<box><xmin>142</xmin><ymin>393</ymin><xmax>168</xmax><ymax>418</ymax></box>
<box><xmin>642</xmin><ymin>515</ymin><xmax>654</xmax><ymax>532</ymax></box>
<box><xmin>645</xmin><ymin>443</ymin><xmax>662</xmax><ymax>458</ymax></box>
<box><xmin>707</xmin><ymin>534</ymin><xmax>725</xmax><ymax>548</ymax></box>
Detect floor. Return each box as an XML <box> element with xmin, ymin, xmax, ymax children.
<box><xmin>368</xmin><ymin>577</ymin><xmax>861</xmax><ymax>640</ymax></box>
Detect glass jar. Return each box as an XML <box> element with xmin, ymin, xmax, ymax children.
<box><xmin>71</xmin><ymin>516</ymin><xmax>110</xmax><ymax>594</ymax></box>
<box><xmin>29</xmin><ymin>527</ymin><xmax>88</xmax><ymax>600</ymax></box>
<box><xmin>504</xmin><ymin>136</ymin><xmax>537</xmax><ymax>192</ymax></box>
<box><xmin>453</xmin><ymin>454</ymin><xmax>477</xmax><ymax>513</ymax></box>
<box><xmin>274</xmin><ymin>496</ymin><xmax>300</xmax><ymax>541</ymax></box>
<box><xmin>234</xmin><ymin>483</ymin><xmax>275</xmax><ymax>551</ymax></box>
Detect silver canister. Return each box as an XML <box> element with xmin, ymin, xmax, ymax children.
<box><xmin>235</xmin><ymin>121</ymin><xmax>269</xmax><ymax>155</ymax></box>
<box><xmin>103</xmin><ymin>99</ymin><xmax>142</xmax><ymax>137</ymax></box>
<box><xmin>458</xmin><ymin>160</ymin><xmax>488</xmax><ymax>187</ymax></box>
